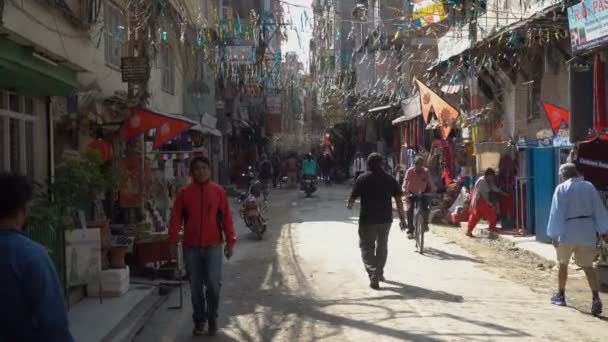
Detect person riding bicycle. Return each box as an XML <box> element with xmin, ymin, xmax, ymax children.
<box><xmin>402</xmin><ymin>156</ymin><xmax>436</xmax><ymax>239</ymax></box>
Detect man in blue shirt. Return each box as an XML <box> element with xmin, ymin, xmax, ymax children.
<box><xmin>547</xmin><ymin>163</ymin><xmax>608</xmax><ymax>316</ymax></box>
<box><xmin>0</xmin><ymin>173</ymin><xmax>74</xmax><ymax>341</ymax></box>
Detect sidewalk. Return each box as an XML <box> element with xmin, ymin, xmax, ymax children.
<box><xmin>69</xmin><ymin>283</ymin><xmax>165</xmax><ymax>342</ymax></box>
<box><xmin>468</xmin><ymin>223</ymin><xmax>557</xmax><ymax>262</ymax></box>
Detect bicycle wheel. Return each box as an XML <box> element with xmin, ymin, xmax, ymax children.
<box><xmin>416</xmin><ymin>211</ymin><xmax>425</xmax><ymax>254</ymax></box>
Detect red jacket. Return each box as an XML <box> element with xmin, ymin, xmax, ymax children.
<box><xmin>168</xmin><ymin>181</ymin><xmax>236</xmax><ymax>247</ymax></box>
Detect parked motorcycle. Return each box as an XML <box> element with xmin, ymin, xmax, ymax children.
<box><xmin>238</xmin><ymin>168</ymin><xmax>267</xmax><ymax>240</ymax></box>
<box><xmin>301</xmin><ymin>175</ymin><xmax>317</xmax><ymax>197</ymax></box>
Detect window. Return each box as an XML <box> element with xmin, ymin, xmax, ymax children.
<box><xmin>160</xmin><ymin>44</ymin><xmax>175</xmax><ymax>94</ymax></box>
<box><xmin>104</xmin><ymin>2</ymin><xmax>125</xmax><ymax>69</ymax></box>
<box><xmin>0</xmin><ymin>91</ymin><xmax>37</xmax><ymax>177</ymax></box>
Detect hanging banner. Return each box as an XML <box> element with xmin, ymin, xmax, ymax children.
<box><xmin>120</xmin><ymin>107</ymin><xmax>197</xmax><ymax>148</ymax></box>
<box><xmin>411</xmin><ymin>0</ymin><xmax>447</xmax><ymax>28</ymax></box>
<box><xmin>415</xmin><ymin>79</ymin><xmax>460</xmax><ymax>139</ymax></box>
<box><xmin>567</xmin><ymin>0</ymin><xmax>608</xmax><ymax>53</ymax></box>
<box><xmin>541</xmin><ymin>101</ymin><xmax>570</xmax><ymax>135</ymax></box>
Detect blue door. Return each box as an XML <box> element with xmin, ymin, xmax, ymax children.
<box><xmin>527</xmin><ymin>147</ymin><xmax>557</xmax><ymax>242</ymax></box>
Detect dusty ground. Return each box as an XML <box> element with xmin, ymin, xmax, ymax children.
<box><xmin>430</xmin><ymin>224</ymin><xmax>607</xmax><ymax>317</ymax></box>
<box><xmin>135</xmin><ymin>186</ymin><xmax>608</xmax><ymax>342</ymax></box>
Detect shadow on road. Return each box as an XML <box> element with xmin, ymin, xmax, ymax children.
<box><xmin>422</xmin><ymin>247</ymin><xmax>482</xmax><ymax>263</ymax></box>
<box><xmin>381</xmin><ymin>280</ymin><xmax>465</xmax><ymax>303</ymax></box>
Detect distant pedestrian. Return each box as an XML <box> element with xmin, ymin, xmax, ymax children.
<box><xmin>0</xmin><ymin>173</ymin><xmax>74</xmax><ymax>342</ymax></box>
<box><xmin>348</xmin><ymin>153</ymin><xmax>406</xmax><ymax>290</ymax></box>
<box><xmin>547</xmin><ymin>163</ymin><xmax>608</xmax><ymax>316</ymax></box>
<box><xmin>271</xmin><ymin>153</ymin><xmax>282</xmax><ymax>188</ymax></box>
<box><xmin>169</xmin><ymin>157</ymin><xmax>237</xmax><ymax>336</ymax></box>
<box><xmin>352</xmin><ymin>152</ymin><xmax>366</xmax><ymax>182</ymax></box>
<box><xmin>258</xmin><ymin>154</ymin><xmax>272</xmax><ymax>194</ymax></box>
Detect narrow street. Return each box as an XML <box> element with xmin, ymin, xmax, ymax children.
<box><xmin>135</xmin><ymin>186</ymin><xmax>608</xmax><ymax>342</ymax></box>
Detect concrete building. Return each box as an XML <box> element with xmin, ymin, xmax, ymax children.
<box><xmin>0</xmin><ymin>0</ymin><xmax>201</xmax><ymax>181</ymax></box>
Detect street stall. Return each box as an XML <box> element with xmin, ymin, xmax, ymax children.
<box><xmin>113</xmin><ymin>107</ymin><xmax>197</xmax><ymax>276</ymax></box>
<box><xmin>576</xmin><ymin>135</ymin><xmax>608</xmax><ymax>288</ymax></box>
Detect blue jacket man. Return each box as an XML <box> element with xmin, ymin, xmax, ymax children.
<box><xmin>547</xmin><ymin>163</ymin><xmax>608</xmax><ymax>316</ymax></box>
<box><xmin>0</xmin><ymin>173</ymin><xmax>74</xmax><ymax>342</ymax></box>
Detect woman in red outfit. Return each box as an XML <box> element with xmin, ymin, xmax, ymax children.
<box><xmin>466</xmin><ymin>168</ymin><xmax>506</xmax><ymax>237</ymax></box>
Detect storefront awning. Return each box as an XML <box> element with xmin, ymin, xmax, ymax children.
<box><xmin>393</xmin><ymin>95</ymin><xmax>422</xmax><ymax>125</ymax></box>
<box><xmin>368</xmin><ymin>103</ymin><xmax>400</xmax><ymax>114</ymax></box>
<box><xmin>191</xmin><ymin>124</ymin><xmax>222</xmax><ymax>137</ymax></box>
<box><xmin>0</xmin><ymin>37</ymin><xmax>78</xmax><ymax>96</ymax></box>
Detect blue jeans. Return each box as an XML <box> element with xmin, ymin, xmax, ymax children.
<box><xmin>184</xmin><ymin>246</ymin><xmax>223</xmax><ymax>324</ymax></box>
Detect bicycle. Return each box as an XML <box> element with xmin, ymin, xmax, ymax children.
<box><xmin>409</xmin><ymin>193</ymin><xmax>433</xmax><ymax>254</ymax></box>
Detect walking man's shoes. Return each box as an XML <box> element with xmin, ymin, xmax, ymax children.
<box><xmin>369</xmin><ymin>279</ymin><xmax>380</xmax><ymax>290</ymax></box>
<box><xmin>551</xmin><ymin>293</ymin><xmax>567</xmax><ymax>307</ymax></box>
<box><xmin>193</xmin><ymin>322</ymin><xmax>205</xmax><ymax>336</ymax></box>
<box><xmin>592</xmin><ymin>299</ymin><xmax>603</xmax><ymax>317</ymax></box>
<box><xmin>208</xmin><ymin>319</ymin><xmax>218</xmax><ymax>336</ymax></box>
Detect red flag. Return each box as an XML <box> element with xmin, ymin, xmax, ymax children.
<box><xmin>120</xmin><ymin>108</ymin><xmax>196</xmax><ymax>148</ymax></box>
<box><xmin>541</xmin><ymin>102</ymin><xmax>569</xmax><ymax>135</ymax></box>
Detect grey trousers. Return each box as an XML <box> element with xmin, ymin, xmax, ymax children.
<box><xmin>358</xmin><ymin>223</ymin><xmax>391</xmax><ymax>281</ymax></box>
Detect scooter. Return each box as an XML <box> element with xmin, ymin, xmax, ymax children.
<box><xmin>238</xmin><ymin>168</ymin><xmax>267</xmax><ymax>240</ymax></box>
<box><xmin>301</xmin><ymin>175</ymin><xmax>317</xmax><ymax>197</ymax></box>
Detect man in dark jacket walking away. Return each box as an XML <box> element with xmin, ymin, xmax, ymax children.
<box><xmin>347</xmin><ymin>153</ymin><xmax>406</xmax><ymax>289</ymax></box>
<box><xmin>0</xmin><ymin>173</ymin><xmax>74</xmax><ymax>342</ymax></box>
<box><xmin>169</xmin><ymin>157</ymin><xmax>237</xmax><ymax>336</ymax></box>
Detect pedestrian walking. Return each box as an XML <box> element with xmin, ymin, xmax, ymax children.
<box><xmin>402</xmin><ymin>156</ymin><xmax>436</xmax><ymax>239</ymax></box>
<box><xmin>352</xmin><ymin>152</ymin><xmax>366</xmax><ymax>182</ymax></box>
<box><xmin>286</xmin><ymin>154</ymin><xmax>298</xmax><ymax>188</ymax></box>
<box><xmin>168</xmin><ymin>157</ymin><xmax>237</xmax><ymax>336</ymax></box>
<box><xmin>271</xmin><ymin>153</ymin><xmax>282</xmax><ymax>188</ymax></box>
<box><xmin>465</xmin><ymin>168</ymin><xmax>505</xmax><ymax>237</ymax></box>
<box><xmin>0</xmin><ymin>173</ymin><xmax>74</xmax><ymax>342</ymax></box>
<box><xmin>547</xmin><ymin>163</ymin><xmax>608</xmax><ymax>316</ymax></box>
<box><xmin>347</xmin><ymin>153</ymin><xmax>406</xmax><ymax>290</ymax></box>
<box><xmin>258</xmin><ymin>154</ymin><xmax>272</xmax><ymax>196</ymax></box>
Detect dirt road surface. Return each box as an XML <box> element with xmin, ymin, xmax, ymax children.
<box><xmin>135</xmin><ymin>186</ymin><xmax>608</xmax><ymax>342</ymax></box>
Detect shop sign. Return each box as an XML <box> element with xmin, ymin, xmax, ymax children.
<box><xmin>567</xmin><ymin>1</ymin><xmax>608</xmax><ymax>53</ymax></box>
<box><xmin>121</xmin><ymin>57</ymin><xmax>149</xmax><ymax>82</ymax></box>
<box><xmin>66</xmin><ymin>229</ymin><xmax>101</xmax><ymax>287</ymax></box>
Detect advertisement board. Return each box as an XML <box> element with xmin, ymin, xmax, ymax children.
<box><xmin>567</xmin><ymin>1</ymin><xmax>608</xmax><ymax>53</ymax></box>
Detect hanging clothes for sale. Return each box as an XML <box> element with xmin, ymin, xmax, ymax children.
<box><xmin>164</xmin><ymin>158</ymin><xmax>175</xmax><ymax>181</ymax></box>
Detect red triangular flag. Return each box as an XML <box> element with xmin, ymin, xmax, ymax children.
<box><xmin>541</xmin><ymin>101</ymin><xmax>569</xmax><ymax>135</ymax></box>
<box><xmin>152</xmin><ymin>116</ymin><xmax>195</xmax><ymax>148</ymax></box>
<box><xmin>120</xmin><ymin>108</ymin><xmax>196</xmax><ymax>148</ymax></box>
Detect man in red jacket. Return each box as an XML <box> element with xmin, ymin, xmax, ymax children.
<box><xmin>169</xmin><ymin>156</ymin><xmax>237</xmax><ymax>336</ymax></box>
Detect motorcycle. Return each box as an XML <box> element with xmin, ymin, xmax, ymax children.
<box><xmin>238</xmin><ymin>168</ymin><xmax>267</xmax><ymax>240</ymax></box>
<box><xmin>301</xmin><ymin>175</ymin><xmax>317</xmax><ymax>197</ymax></box>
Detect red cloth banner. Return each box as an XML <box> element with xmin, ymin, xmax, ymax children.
<box><xmin>120</xmin><ymin>107</ymin><xmax>196</xmax><ymax>148</ymax></box>
<box><xmin>541</xmin><ymin>101</ymin><xmax>570</xmax><ymax>135</ymax></box>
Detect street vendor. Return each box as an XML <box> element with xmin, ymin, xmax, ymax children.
<box><xmin>466</xmin><ymin>168</ymin><xmax>507</xmax><ymax>237</ymax></box>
